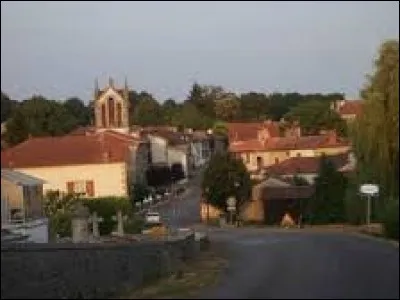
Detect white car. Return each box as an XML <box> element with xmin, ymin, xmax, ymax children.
<box><xmin>145</xmin><ymin>211</ymin><xmax>161</xmax><ymax>224</ymax></box>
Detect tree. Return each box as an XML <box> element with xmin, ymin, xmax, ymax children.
<box><xmin>305</xmin><ymin>155</ymin><xmax>347</xmax><ymax>224</ymax></box>
<box><xmin>284</xmin><ymin>100</ymin><xmax>347</xmax><ymax>136</ymax></box>
<box><xmin>202</xmin><ymin>153</ymin><xmax>251</xmax><ymax>211</ymax></box>
<box><xmin>4</xmin><ymin>96</ymin><xmax>78</xmax><ymax>146</ymax></box>
<box><xmin>130</xmin><ymin>183</ymin><xmax>150</xmax><ymax>205</ymax></box>
<box><xmin>132</xmin><ymin>96</ymin><xmax>162</xmax><ymax>126</ymax></box>
<box><xmin>1</xmin><ymin>92</ymin><xmax>19</xmax><ymax>123</ymax></box>
<box><xmin>214</xmin><ymin>94</ymin><xmax>241</xmax><ymax>121</ymax></box>
<box><xmin>187</xmin><ymin>82</ymin><xmax>216</xmax><ymax>118</ymax></box>
<box><xmin>64</xmin><ymin>97</ymin><xmax>91</xmax><ymax>126</ymax></box>
<box><xmin>351</xmin><ymin>39</ymin><xmax>399</xmax><ymax>201</ymax></box>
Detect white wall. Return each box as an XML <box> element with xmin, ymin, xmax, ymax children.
<box><xmin>16</xmin><ymin>163</ymin><xmax>128</xmax><ymax>197</ymax></box>
<box><xmin>148</xmin><ymin>135</ymin><xmax>168</xmax><ymax>164</ymax></box>
<box><xmin>167</xmin><ymin>148</ymin><xmax>188</xmax><ymax>177</ymax></box>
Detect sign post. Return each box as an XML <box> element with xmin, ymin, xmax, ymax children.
<box><xmin>226</xmin><ymin>197</ymin><xmax>237</xmax><ymax>225</ymax></box>
<box><xmin>359</xmin><ymin>184</ymin><xmax>379</xmax><ymax>226</ymax></box>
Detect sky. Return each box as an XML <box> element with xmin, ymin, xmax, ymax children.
<box><xmin>1</xmin><ymin>1</ymin><xmax>399</xmax><ymax>103</ymax></box>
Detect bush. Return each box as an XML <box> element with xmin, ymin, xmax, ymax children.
<box><xmin>382</xmin><ymin>199</ymin><xmax>399</xmax><ymax>240</ymax></box>
<box><xmin>49</xmin><ymin>212</ymin><xmax>72</xmax><ymax>238</ymax></box>
<box><xmin>80</xmin><ymin>197</ymin><xmax>132</xmax><ymax>235</ymax></box>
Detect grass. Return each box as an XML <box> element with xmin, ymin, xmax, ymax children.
<box><xmin>122</xmin><ymin>250</ymin><xmax>228</xmax><ymax>299</ymax></box>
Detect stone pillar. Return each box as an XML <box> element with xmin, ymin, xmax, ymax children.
<box><xmin>71</xmin><ymin>203</ymin><xmax>90</xmax><ymax>243</ymax></box>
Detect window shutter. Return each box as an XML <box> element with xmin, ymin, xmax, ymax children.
<box><xmin>86</xmin><ymin>180</ymin><xmax>95</xmax><ymax>197</ymax></box>
<box><xmin>66</xmin><ymin>181</ymin><xmax>74</xmax><ymax>194</ymax></box>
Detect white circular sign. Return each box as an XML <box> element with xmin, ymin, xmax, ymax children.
<box><xmin>359</xmin><ymin>184</ymin><xmax>379</xmax><ymax>195</ymax></box>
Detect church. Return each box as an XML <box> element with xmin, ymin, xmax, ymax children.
<box><xmin>93</xmin><ymin>77</ymin><xmax>131</xmax><ymax>134</ymax></box>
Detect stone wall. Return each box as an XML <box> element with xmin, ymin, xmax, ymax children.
<box><xmin>1</xmin><ymin>233</ymin><xmax>196</xmax><ymax>299</ymax></box>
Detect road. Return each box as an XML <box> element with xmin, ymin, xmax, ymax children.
<box><xmin>153</xmin><ymin>170</ymin><xmax>202</xmax><ymax>229</ymax></box>
<box><xmin>152</xmin><ymin>171</ymin><xmax>399</xmax><ymax>299</ymax></box>
<box><xmin>199</xmin><ymin>228</ymin><xmax>399</xmax><ymax>299</ymax></box>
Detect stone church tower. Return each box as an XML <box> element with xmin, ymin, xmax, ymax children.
<box><xmin>93</xmin><ymin>77</ymin><xmax>130</xmax><ymax>133</ymax></box>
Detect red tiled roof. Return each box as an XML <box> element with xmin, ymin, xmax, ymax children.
<box><xmin>229</xmin><ymin>132</ymin><xmax>349</xmax><ymax>152</ymax></box>
<box><xmin>1</xmin><ymin>131</ymin><xmax>137</xmax><ymax>168</ymax></box>
<box><xmin>266</xmin><ymin>153</ymin><xmax>349</xmax><ymax>175</ymax></box>
<box><xmin>338</xmin><ymin>100</ymin><xmax>363</xmax><ymax>116</ymax></box>
<box><xmin>227</xmin><ymin>121</ymin><xmax>280</xmax><ymax>141</ymax></box>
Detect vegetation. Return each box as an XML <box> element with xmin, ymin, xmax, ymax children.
<box><xmin>346</xmin><ymin>39</ymin><xmax>399</xmax><ymax>234</ymax></box>
<box><xmin>43</xmin><ymin>190</ymin><xmax>79</xmax><ymax>238</ymax></box>
<box><xmin>1</xmin><ymin>82</ymin><xmax>345</xmax><ymax>148</ymax></box>
<box><xmin>305</xmin><ymin>155</ymin><xmax>347</xmax><ymax>224</ymax></box>
<box><xmin>381</xmin><ymin>199</ymin><xmax>399</xmax><ymax>240</ymax></box>
<box><xmin>202</xmin><ymin>152</ymin><xmax>251</xmax><ymax>211</ymax></box>
<box><xmin>284</xmin><ymin>100</ymin><xmax>347</xmax><ymax>137</ymax></box>
<box><xmin>130</xmin><ymin>183</ymin><xmax>151</xmax><ymax>205</ymax></box>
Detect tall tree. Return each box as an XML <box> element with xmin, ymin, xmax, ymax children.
<box><xmin>305</xmin><ymin>155</ymin><xmax>347</xmax><ymax>224</ymax></box>
<box><xmin>351</xmin><ymin>39</ymin><xmax>399</xmax><ymax>200</ymax></box>
<box><xmin>214</xmin><ymin>94</ymin><xmax>241</xmax><ymax>121</ymax></box>
<box><xmin>284</xmin><ymin>100</ymin><xmax>347</xmax><ymax>136</ymax></box>
<box><xmin>64</xmin><ymin>97</ymin><xmax>91</xmax><ymax>126</ymax></box>
<box><xmin>1</xmin><ymin>92</ymin><xmax>19</xmax><ymax>123</ymax></box>
<box><xmin>4</xmin><ymin>96</ymin><xmax>78</xmax><ymax>146</ymax></box>
<box><xmin>202</xmin><ymin>152</ymin><xmax>251</xmax><ymax>211</ymax></box>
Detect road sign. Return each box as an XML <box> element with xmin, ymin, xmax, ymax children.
<box><xmin>359</xmin><ymin>184</ymin><xmax>379</xmax><ymax>196</ymax></box>
<box><xmin>226</xmin><ymin>197</ymin><xmax>236</xmax><ymax>207</ymax></box>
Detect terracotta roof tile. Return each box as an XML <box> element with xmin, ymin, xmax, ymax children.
<box><xmin>229</xmin><ymin>132</ymin><xmax>349</xmax><ymax>152</ymax></box>
<box><xmin>1</xmin><ymin>131</ymin><xmax>136</xmax><ymax>168</ymax></box>
<box><xmin>338</xmin><ymin>101</ymin><xmax>363</xmax><ymax>116</ymax></box>
<box><xmin>266</xmin><ymin>153</ymin><xmax>349</xmax><ymax>175</ymax></box>
<box><xmin>227</xmin><ymin>121</ymin><xmax>280</xmax><ymax>141</ymax></box>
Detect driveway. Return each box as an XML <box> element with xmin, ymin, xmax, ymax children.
<box><xmin>199</xmin><ymin>228</ymin><xmax>399</xmax><ymax>299</ymax></box>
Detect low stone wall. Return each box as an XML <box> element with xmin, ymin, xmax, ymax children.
<box><xmin>1</xmin><ymin>233</ymin><xmax>196</xmax><ymax>299</ymax></box>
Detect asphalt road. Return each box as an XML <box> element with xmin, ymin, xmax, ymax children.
<box><xmin>154</xmin><ymin>171</ymin><xmax>202</xmax><ymax>229</ymax></box>
<box><xmin>200</xmin><ymin>228</ymin><xmax>399</xmax><ymax>299</ymax></box>
<box><xmin>151</xmin><ymin>171</ymin><xmax>399</xmax><ymax>299</ymax></box>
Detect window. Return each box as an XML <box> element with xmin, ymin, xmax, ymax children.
<box><xmin>108</xmin><ymin>97</ymin><xmax>115</xmax><ymax>127</ymax></box>
<box><xmin>117</xmin><ymin>102</ymin><xmax>122</xmax><ymax>127</ymax></box>
<box><xmin>274</xmin><ymin>157</ymin><xmax>279</xmax><ymax>164</ymax></box>
<box><xmin>101</xmin><ymin>104</ymin><xmax>106</xmax><ymax>127</ymax></box>
<box><xmin>256</xmin><ymin>156</ymin><xmax>263</xmax><ymax>169</ymax></box>
<box><xmin>296</xmin><ymin>153</ymin><xmax>301</xmax><ymax>157</ymax></box>
<box><xmin>286</xmin><ymin>151</ymin><xmax>290</xmax><ymax>157</ymax></box>
<box><xmin>66</xmin><ymin>180</ymin><xmax>95</xmax><ymax>196</ymax></box>
<box><xmin>245</xmin><ymin>153</ymin><xmax>250</xmax><ymax>163</ymax></box>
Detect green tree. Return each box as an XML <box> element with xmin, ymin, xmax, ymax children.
<box><xmin>64</xmin><ymin>97</ymin><xmax>91</xmax><ymax>126</ymax></box>
<box><xmin>305</xmin><ymin>155</ymin><xmax>347</xmax><ymax>224</ymax></box>
<box><xmin>214</xmin><ymin>94</ymin><xmax>241</xmax><ymax>121</ymax></box>
<box><xmin>1</xmin><ymin>92</ymin><xmax>19</xmax><ymax>123</ymax></box>
<box><xmin>202</xmin><ymin>152</ymin><xmax>251</xmax><ymax>211</ymax></box>
<box><xmin>132</xmin><ymin>96</ymin><xmax>162</xmax><ymax>126</ymax></box>
<box><xmin>130</xmin><ymin>183</ymin><xmax>150</xmax><ymax>205</ymax></box>
<box><xmin>4</xmin><ymin>96</ymin><xmax>78</xmax><ymax>146</ymax></box>
<box><xmin>351</xmin><ymin>39</ymin><xmax>399</xmax><ymax>201</ymax></box>
<box><xmin>284</xmin><ymin>100</ymin><xmax>347</xmax><ymax>136</ymax></box>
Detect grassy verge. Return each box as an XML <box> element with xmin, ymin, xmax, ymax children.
<box><xmin>121</xmin><ymin>250</ymin><xmax>228</xmax><ymax>299</ymax></box>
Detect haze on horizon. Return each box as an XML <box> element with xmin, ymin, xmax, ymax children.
<box><xmin>1</xmin><ymin>1</ymin><xmax>399</xmax><ymax>103</ymax></box>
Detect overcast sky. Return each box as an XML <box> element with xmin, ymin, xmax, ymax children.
<box><xmin>1</xmin><ymin>1</ymin><xmax>399</xmax><ymax>103</ymax></box>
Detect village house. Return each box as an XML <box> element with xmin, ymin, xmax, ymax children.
<box><xmin>144</xmin><ymin>129</ymin><xmax>194</xmax><ymax>177</ymax></box>
<box><xmin>1</xmin><ymin>169</ymin><xmax>49</xmax><ymax>243</ymax></box>
<box><xmin>265</xmin><ymin>151</ymin><xmax>356</xmax><ymax>184</ymax></box>
<box><xmin>229</xmin><ymin>126</ymin><xmax>350</xmax><ymax>174</ymax></box>
<box><xmin>331</xmin><ymin>99</ymin><xmax>364</xmax><ymax>122</ymax></box>
<box><xmin>1</xmin><ymin>129</ymin><xmax>150</xmax><ymax>198</ymax></box>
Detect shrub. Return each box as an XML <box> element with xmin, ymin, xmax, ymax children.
<box><xmin>80</xmin><ymin>197</ymin><xmax>132</xmax><ymax>235</ymax></box>
<box><xmin>382</xmin><ymin>199</ymin><xmax>399</xmax><ymax>240</ymax></box>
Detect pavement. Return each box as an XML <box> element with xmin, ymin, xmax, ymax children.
<box><xmin>148</xmin><ymin>169</ymin><xmax>400</xmax><ymax>299</ymax></box>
